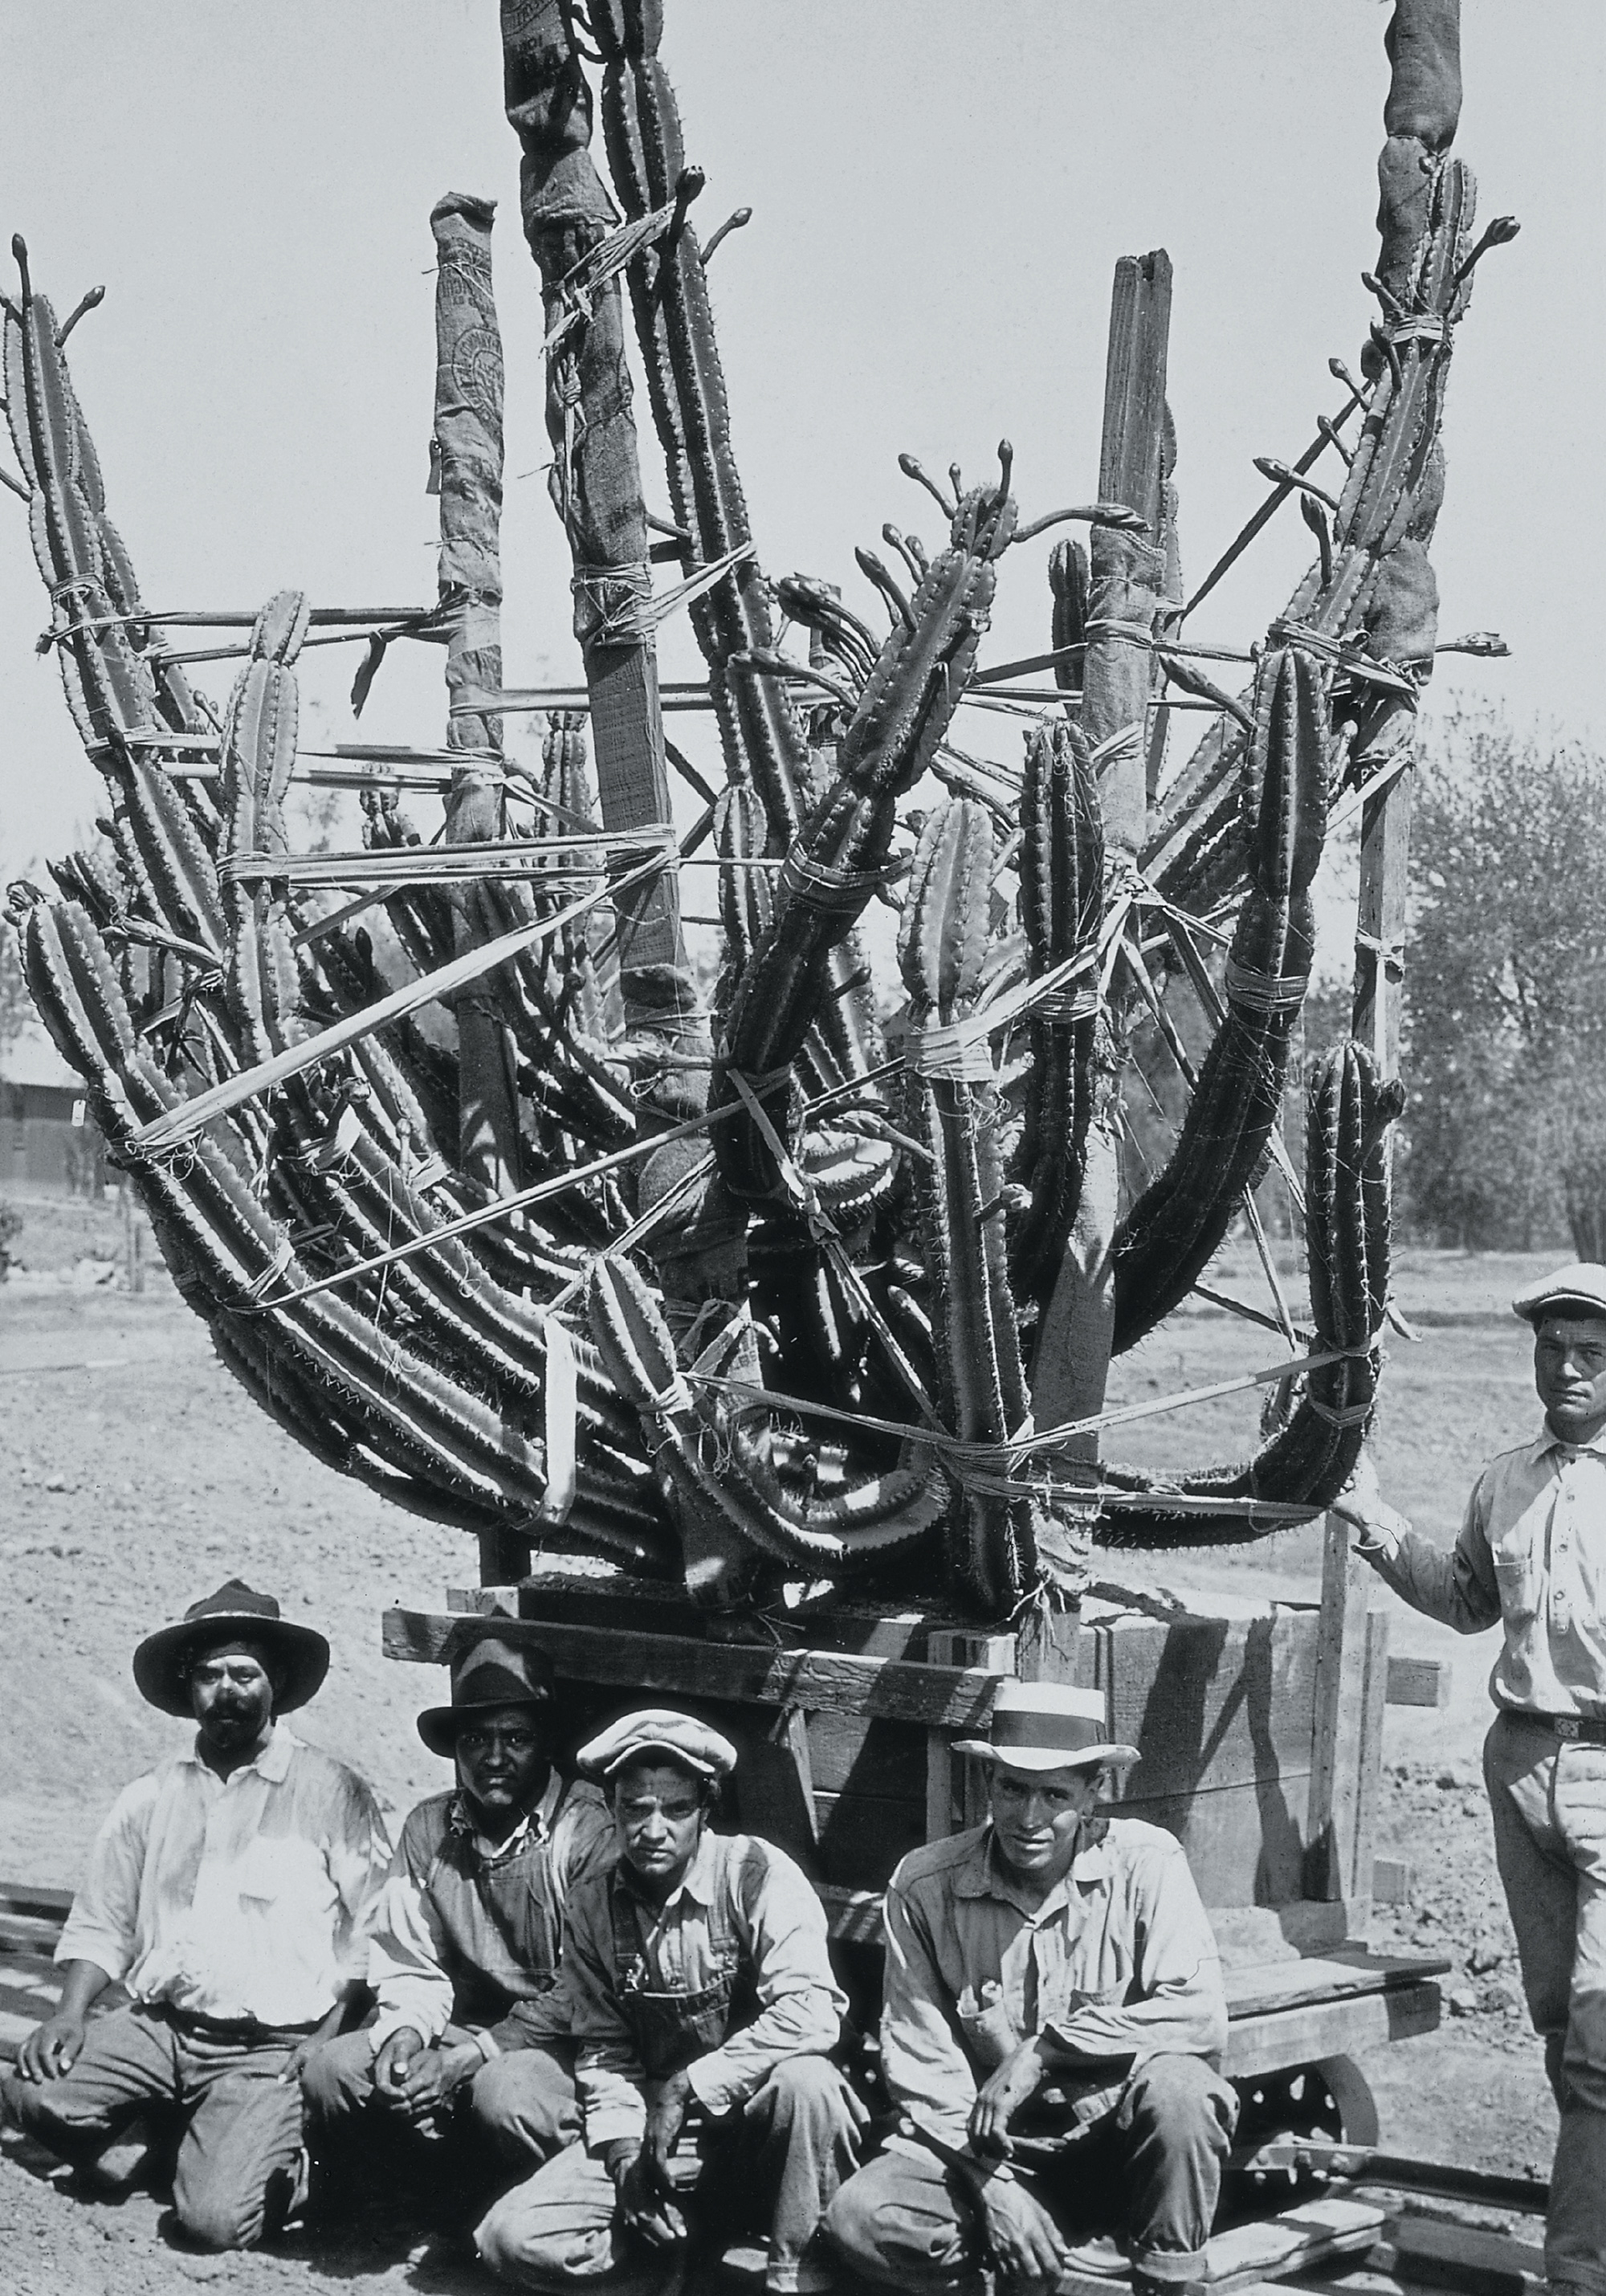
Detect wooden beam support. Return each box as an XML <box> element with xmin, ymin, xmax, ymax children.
<box><xmin>383</xmin><ymin>1608</ymin><xmax>1011</xmax><ymax>1728</ymax></box>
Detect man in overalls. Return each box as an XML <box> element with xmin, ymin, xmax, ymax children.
<box><xmin>475</xmin><ymin>1707</ymin><xmax>865</xmax><ymax>2295</ymax></box>
<box><xmin>300</xmin><ymin>1636</ymin><xmax>612</xmax><ymax>2206</ymax></box>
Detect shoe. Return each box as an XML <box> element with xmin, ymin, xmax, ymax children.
<box><xmin>1058</xmin><ymin>2234</ymin><xmax>1130</xmax><ymax>2278</ymax></box>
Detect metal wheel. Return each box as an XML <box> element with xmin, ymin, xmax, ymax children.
<box><xmin>1225</xmin><ymin>2054</ymin><xmax>1380</xmax><ymax>2216</ymax></box>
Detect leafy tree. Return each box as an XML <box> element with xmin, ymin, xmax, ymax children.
<box><xmin>1405</xmin><ymin>709</ymin><xmax>1606</xmax><ymax>1251</ymax></box>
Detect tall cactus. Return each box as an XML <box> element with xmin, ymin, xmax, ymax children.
<box><xmin>5</xmin><ymin>2</ymin><xmax>1499</xmax><ymax>1625</ymax></box>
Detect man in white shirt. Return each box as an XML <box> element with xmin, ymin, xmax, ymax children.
<box><xmin>1337</xmin><ymin>1262</ymin><xmax>1606</xmax><ymax>2296</ymax></box>
<box><xmin>2</xmin><ymin>1579</ymin><xmax>390</xmax><ymax>2252</ymax></box>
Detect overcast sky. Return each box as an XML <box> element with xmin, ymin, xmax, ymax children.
<box><xmin>1</xmin><ymin>2</ymin><xmax>1600</xmax><ymax>896</ymax></box>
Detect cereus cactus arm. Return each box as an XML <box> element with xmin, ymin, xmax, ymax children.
<box><xmin>500</xmin><ymin>0</ymin><xmax>707</xmax><ymax>1103</ymax></box>
<box><xmin>899</xmin><ymin>799</ymin><xmax>1037</xmax><ymax>1614</ymax></box>
<box><xmin>589</xmin><ymin>1</ymin><xmax>813</xmax><ymax>851</ymax></box>
<box><xmin>1099</xmin><ymin>1044</ymin><xmax>1401</xmax><ymax>1546</ymax></box>
<box><xmin>715</xmin><ymin>459</ymin><xmax>1016</xmax><ymax>1206</ymax></box>
<box><xmin>1112</xmin><ymin>644</ymin><xmax>1327</xmax><ymax>1350</ymax></box>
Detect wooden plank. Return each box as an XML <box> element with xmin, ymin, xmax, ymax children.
<box><xmin>1107</xmin><ymin>1611</ymin><xmax>1323</xmax><ymax>1800</ymax></box>
<box><xmin>1180</xmin><ymin>2196</ymin><xmax>1385</xmax><ymax>2293</ymax></box>
<box><xmin>927</xmin><ymin>1629</ymin><xmax>1015</xmax><ymax>1837</ymax></box>
<box><xmin>382</xmin><ymin>1609</ymin><xmax>1010</xmax><ymax>1727</ymax></box>
<box><xmin>1223</xmin><ymin>1950</ymin><xmax>1450</xmax><ymax>2022</ymax></box>
<box><xmin>1384</xmin><ymin>1654</ymin><xmax>1451</xmax><ymax>1709</ymax></box>
<box><xmin>817</xmin><ymin>1885</ymin><xmax>883</xmax><ymax>1947</ymax></box>
<box><xmin>1351</xmin><ymin>1606</ymin><xmax>1390</xmax><ymax>1921</ymax></box>
<box><xmin>1219</xmin><ymin>1980</ymin><xmax>1441</xmax><ymax>2078</ymax></box>
<box><xmin>0</xmin><ymin>1882</ymin><xmax>74</xmax><ymax>1924</ymax></box>
<box><xmin>804</xmin><ymin>1711</ymin><xmax>927</xmax><ymax>1801</ymax></box>
<box><xmin>1379</xmin><ymin>2212</ymin><xmax>1544</xmax><ymax>2295</ymax></box>
<box><xmin>1099</xmin><ymin>251</ymin><xmax>1173</xmax><ymax>539</ymax></box>
<box><xmin>1306</xmin><ymin>1525</ymin><xmax>1372</xmax><ymax>1901</ymax></box>
<box><xmin>1117</xmin><ymin>1776</ymin><xmax>1312</xmax><ymax>1909</ymax></box>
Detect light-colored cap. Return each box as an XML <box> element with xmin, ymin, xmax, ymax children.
<box><xmin>1512</xmin><ymin>1263</ymin><xmax>1606</xmax><ymax>1326</ymax></box>
<box><xmin>952</xmin><ymin>1681</ymin><xmax>1140</xmax><ymax>1773</ymax></box>
<box><xmin>577</xmin><ymin>1707</ymin><xmax>738</xmax><ymax>1784</ymax></box>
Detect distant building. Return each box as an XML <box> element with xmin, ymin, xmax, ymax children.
<box><xmin>1</xmin><ymin>1035</ymin><xmax>102</xmax><ymax>1193</ymax></box>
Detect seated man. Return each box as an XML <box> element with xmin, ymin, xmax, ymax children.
<box><xmin>2</xmin><ymin>1580</ymin><xmax>389</xmax><ymax>2253</ymax></box>
<box><xmin>302</xmin><ymin>1634</ymin><xmax>612</xmax><ymax>2195</ymax></box>
<box><xmin>825</xmin><ymin>1682</ymin><xmax>1235</xmax><ymax>2296</ymax></box>
<box><xmin>475</xmin><ymin>1707</ymin><xmax>865</xmax><ymax>2296</ymax></box>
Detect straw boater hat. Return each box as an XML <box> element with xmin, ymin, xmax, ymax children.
<box><xmin>132</xmin><ymin>1580</ymin><xmax>330</xmax><ymax>1719</ymax></box>
<box><xmin>577</xmin><ymin>1708</ymin><xmax>738</xmax><ymax>1784</ymax></box>
<box><xmin>417</xmin><ymin>1637</ymin><xmax>556</xmax><ymax>1758</ymax></box>
<box><xmin>953</xmin><ymin>1682</ymin><xmax>1140</xmax><ymax>1773</ymax></box>
<box><xmin>1512</xmin><ymin>1263</ymin><xmax>1606</xmax><ymax>1326</ymax></box>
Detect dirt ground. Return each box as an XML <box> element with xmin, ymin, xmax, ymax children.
<box><xmin>0</xmin><ymin>1193</ymin><xmax>1567</xmax><ymax>2288</ymax></box>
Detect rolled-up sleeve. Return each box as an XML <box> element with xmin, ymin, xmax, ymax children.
<box><xmin>365</xmin><ymin>1820</ymin><xmax>454</xmax><ymax>2051</ymax></box>
<box><xmin>1042</xmin><ymin>1837</ymin><xmax>1227</xmax><ymax>2064</ymax></box>
<box><xmin>685</xmin><ymin>1845</ymin><xmax>846</xmax><ymax>2119</ymax></box>
<box><xmin>1366</xmin><ymin>1475</ymin><xmax>1502</xmax><ymax>1636</ymax></box>
<box><xmin>55</xmin><ymin>1776</ymin><xmax>159</xmax><ymax>1984</ymax></box>
<box><xmin>878</xmin><ymin>1870</ymin><xmax>978</xmax><ymax>2151</ymax></box>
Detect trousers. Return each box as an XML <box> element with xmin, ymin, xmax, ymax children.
<box><xmin>824</xmin><ymin>2054</ymin><xmax>1237</xmax><ymax>2292</ymax></box>
<box><xmin>1485</xmin><ymin>1711</ymin><xmax>1606</xmax><ymax>2296</ymax></box>
<box><xmin>2</xmin><ymin>2002</ymin><xmax>304</xmax><ymax>2251</ymax></box>
<box><xmin>475</xmin><ymin>2055</ymin><xmax>863</xmax><ymax>2295</ymax></box>
<box><xmin>300</xmin><ymin>2025</ymin><xmax>578</xmax><ymax>2181</ymax></box>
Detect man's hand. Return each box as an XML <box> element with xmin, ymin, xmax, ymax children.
<box><xmin>968</xmin><ymin>2036</ymin><xmax>1049</xmax><ymax>2158</ymax></box>
<box><xmin>14</xmin><ymin>2012</ymin><xmax>86</xmax><ymax>2084</ymax></box>
<box><xmin>1331</xmin><ymin>1454</ymin><xmax>1410</xmax><ymax>1562</ymax></box>
<box><xmin>976</xmin><ymin>2178</ymin><xmax>1070</xmax><ymax>2294</ymax></box>
<box><xmin>606</xmin><ymin>2143</ymin><xmax>687</xmax><ymax>2251</ymax></box>
<box><xmin>645</xmin><ymin>2068</ymin><xmax>694</xmax><ymax>2183</ymax></box>
<box><xmin>373</xmin><ymin>2029</ymin><xmax>479</xmax><ymax>2121</ymax></box>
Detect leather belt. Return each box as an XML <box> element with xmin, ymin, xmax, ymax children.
<box><xmin>1510</xmin><ymin>1710</ymin><xmax>1606</xmax><ymax>1746</ymax></box>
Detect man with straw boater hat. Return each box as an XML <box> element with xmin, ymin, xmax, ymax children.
<box><xmin>300</xmin><ymin>1632</ymin><xmax>613</xmax><ymax>2210</ymax></box>
<box><xmin>2</xmin><ymin>1580</ymin><xmax>389</xmax><ymax>2252</ymax></box>
<box><xmin>825</xmin><ymin>1681</ymin><xmax>1233</xmax><ymax>2296</ymax></box>
<box><xmin>1338</xmin><ymin>1260</ymin><xmax>1606</xmax><ymax>2296</ymax></box>
<box><xmin>475</xmin><ymin>1705</ymin><xmax>865</xmax><ymax>2295</ymax></box>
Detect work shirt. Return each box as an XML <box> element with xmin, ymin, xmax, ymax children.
<box><xmin>1368</xmin><ymin>1425</ymin><xmax>1606</xmax><ymax>1716</ymax></box>
<box><xmin>365</xmin><ymin>1771</ymin><xmax>613</xmax><ymax>2056</ymax></box>
<box><xmin>880</xmin><ymin>1816</ymin><xmax>1228</xmax><ymax>2151</ymax></box>
<box><xmin>56</xmin><ymin>1724</ymin><xmax>390</xmax><ymax>2031</ymax></box>
<box><xmin>560</xmin><ymin>1829</ymin><xmax>847</xmax><ymax>2151</ymax></box>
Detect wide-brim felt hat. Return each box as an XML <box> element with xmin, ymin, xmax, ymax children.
<box><xmin>132</xmin><ymin>1580</ymin><xmax>330</xmax><ymax>1719</ymax></box>
<box><xmin>1512</xmin><ymin>1262</ymin><xmax>1606</xmax><ymax>1326</ymax></box>
<box><xmin>952</xmin><ymin>1681</ymin><xmax>1140</xmax><ymax>1773</ymax></box>
<box><xmin>418</xmin><ymin>1635</ymin><xmax>556</xmax><ymax>1758</ymax></box>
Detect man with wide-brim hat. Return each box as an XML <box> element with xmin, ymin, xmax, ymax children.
<box><xmin>3</xmin><ymin>1580</ymin><xmax>389</xmax><ymax>2253</ymax></box>
<box><xmin>1336</xmin><ymin>1259</ymin><xmax>1606</xmax><ymax>2296</ymax></box>
<box><xmin>825</xmin><ymin>1682</ymin><xmax>1233</xmax><ymax>2296</ymax></box>
<box><xmin>475</xmin><ymin>1705</ymin><xmax>866</xmax><ymax>2296</ymax></box>
<box><xmin>301</xmin><ymin>1632</ymin><xmax>612</xmax><ymax>2212</ymax></box>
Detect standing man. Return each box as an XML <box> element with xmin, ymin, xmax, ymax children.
<box><xmin>1336</xmin><ymin>1261</ymin><xmax>1606</xmax><ymax>2296</ymax></box>
<box><xmin>2</xmin><ymin>1580</ymin><xmax>389</xmax><ymax>2252</ymax></box>
<box><xmin>825</xmin><ymin>1682</ymin><xmax>1234</xmax><ymax>2296</ymax></box>
<box><xmin>301</xmin><ymin>1634</ymin><xmax>613</xmax><ymax>2197</ymax></box>
<box><xmin>475</xmin><ymin>1707</ymin><xmax>865</xmax><ymax>2296</ymax></box>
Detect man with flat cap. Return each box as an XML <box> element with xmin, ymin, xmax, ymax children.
<box><xmin>301</xmin><ymin>1633</ymin><xmax>612</xmax><ymax>2203</ymax></box>
<box><xmin>475</xmin><ymin>1706</ymin><xmax>865</xmax><ymax>2296</ymax></box>
<box><xmin>1337</xmin><ymin>1260</ymin><xmax>1606</xmax><ymax>2296</ymax></box>
<box><xmin>825</xmin><ymin>1682</ymin><xmax>1233</xmax><ymax>2296</ymax></box>
<box><xmin>2</xmin><ymin>1580</ymin><xmax>389</xmax><ymax>2252</ymax></box>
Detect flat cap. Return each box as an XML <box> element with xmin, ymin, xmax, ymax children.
<box><xmin>577</xmin><ymin>1707</ymin><xmax>738</xmax><ymax>1784</ymax></box>
<box><xmin>1512</xmin><ymin>1262</ymin><xmax>1606</xmax><ymax>1326</ymax></box>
